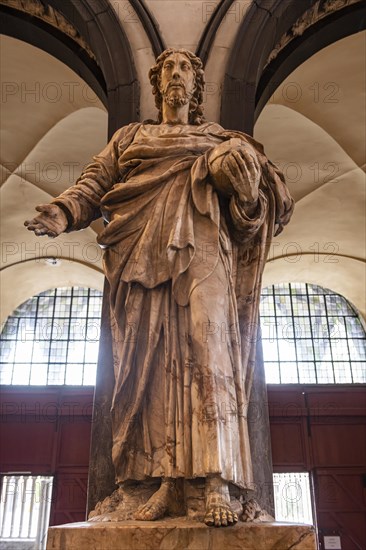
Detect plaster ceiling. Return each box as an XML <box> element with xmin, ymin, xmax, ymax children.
<box><xmin>0</xmin><ymin>35</ymin><xmax>107</xmax><ymax>321</ymax></box>
<box><xmin>255</xmin><ymin>31</ymin><xmax>366</xmax><ymax>316</ymax></box>
<box><xmin>0</xmin><ymin>26</ymin><xmax>365</xmax><ymax>321</ymax></box>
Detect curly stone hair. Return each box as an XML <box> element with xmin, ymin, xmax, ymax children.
<box><xmin>148</xmin><ymin>48</ymin><xmax>206</xmax><ymax>125</ymax></box>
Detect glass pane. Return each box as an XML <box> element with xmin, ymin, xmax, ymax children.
<box><xmin>51</xmin><ymin>318</ymin><xmax>70</xmax><ymax>340</ymax></box>
<box><xmin>331</xmin><ymin>339</ymin><xmax>351</xmax><ymax>361</ymax></box>
<box><xmin>49</xmin><ymin>341</ymin><xmax>67</xmax><ymax>361</ymax></box>
<box><xmin>47</xmin><ymin>364</ymin><xmax>66</xmax><ymax>385</ymax></box>
<box><xmin>85</xmin><ymin>320</ymin><xmax>101</xmax><ymax>341</ymax></box>
<box><xmin>262</xmin><ymin>340</ymin><xmax>278</xmax><ymax>362</ymax></box>
<box><xmin>12</xmin><ymin>363</ymin><xmax>31</xmax><ymax>385</ymax></box>
<box><xmin>316</xmin><ymin>362</ymin><xmax>335</xmax><ymax>383</ymax></box>
<box><xmin>260</xmin><ymin>296</ymin><xmax>275</xmax><ymax>316</ymax></box>
<box><xmin>260</xmin><ymin>317</ymin><xmax>277</xmax><ymax>340</ymax></box>
<box><xmin>84</xmin><ymin>341</ymin><xmax>99</xmax><ymax>362</ymax></box>
<box><xmin>54</xmin><ymin>297</ymin><xmax>71</xmax><ymax>316</ymax></box>
<box><xmin>295</xmin><ymin>317</ymin><xmax>312</xmax><ymax>338</ymax></box>
<box><xmin>279</xmin><ymin>362</ymin><xmax>299</xmax><ymax>383</ymax></box>
<box><xmin>1</xmin><ymin>317</ymin><xmax>18</xmax><ymax>339</ymax></box>
<box><xmin>0</xmin><ymin>341</ymin><xmax>15</xmax><ymax>362</ymax></box>
<box><xmin>277</xmin><ymin>317</ymin><xmax>294</xmax><ymax>341</ymax></box>
<box><xmin>298</xmin><ymin>362</ymin><xmax>317</xmax><ymax>383</ymax></box>
<box><xmin>17</xmin><ymin>318</ymin><xmax>36</xmax><ymax>340</ymax></box>
<box><xmin>278</xmin><ymin>340</ymin><xmax>296</xmax><ymax>361</ymax></box>
<box><xmin>345</xmin><ymin>317</ymin><xmax>365</xmax><ymax>338</ymax></box>
<box><xmin>313</xmin><ymin>339</ymin><xmax>331</xmax><ymax>361</ymax></box>
<box><xmin>291</xmin><ymin>296</ymin><xmax>308</xmax><ymax>316</ymax></box>
<box><xmin>88</xmin><ymin>296</ymin><xmax>102</xmax><ymax>316</ymax></box>
<box><xmin>0</xmin><ymin>363</ymin><xmax>13</xmax><ymax>384</ymax></box>
<box><xmin>14</xmin><ymin>341</ymin><xmax>34</xmax><ymax>363</ymax></box>
<box><xmin>308</xmin><ymin>295</ymin><xmax>325</xmax><ymax>316</ymax></box>
<box><xmin>65</xmin><ymin>363</ymin><xmax>83</xmax><ymax>385</ymax></box>
<box><xmin>35</xmin><ymin>317</ymin><xmax>53</xmax><ymax>340</ymax></box>
<box><xmin>37</xmin><ymin>296</ymin><xmax>55</xmax><ymax>316</ymax></box>
<box><xmin>29</xmin><ymin>364</ymin><xmax>48</xmax><ymax>385</ymax></box>
<box><xmin>83</xmin><ymin>363</ymin><xmax>97</xmax><ymax>385</ymax></box>
<box><xmin>311</xmin><ymin>317</ymin><xmax>329</xmax><ymax>340</ymax></box>
<box><xmin>296</xmin><ymin>340</ymin><xmax>314</xmax><ymax>361</ymax></box>
<box><xmin>264</xmin><ymin>362</ymin><xmax>280</xmax><ymax>383</ymax></box>
<box><xmin>71</xmin><ymin>296</ymin><xmax>88</xmax><ymax>317</ymax></box>
<box><xmin>274</xmin><ymin>294</ymin><xmax>292</xmax><ymax>316</ymax></box>
<box><xmin>67</xmin><ymin>341</ymin><xmax>86</xmax><ymax>363</ymax></box>
<box><xmin>349</xmin><ymin>339</ymin><xmax>366</xmax><ymax>360</ymax></box>
<box><xmin>352</xmin><ymin>362</ymin><xmax>366</xmax><ymax>383</ymax></box>
<box><xmin>326</xmin><ymin>294</ymin><xmax>355</xmax><ymax>316</ymax></box>
<box><xmin>333</xmin><ymin>361</ymin><xmax>352</xmax><ymax>383</ymax></box>
<box><xmin>328</xmin><ymin>316</ymin><xmax>346</xmax><ymax>338</ymax></box>
<box><xmin>32</xmin><ymin>341</ymin><xmax>50</xmax><ymax>362</ymax></box>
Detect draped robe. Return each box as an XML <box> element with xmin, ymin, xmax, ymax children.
<box><xmin>53</xmin><ymin>121</ymin><xmax>294</xmax><ymax>490</ymax></box>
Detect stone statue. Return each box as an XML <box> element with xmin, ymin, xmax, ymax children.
<box><xmin>25</xmin><ymin>48</ymin><xmax>294</xmax><ymax>527</ymax></box>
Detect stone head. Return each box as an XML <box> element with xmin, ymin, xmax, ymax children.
<box><xmin>149</xmin><ymin>48</ymin><xmax>206</xmax><ymax>125</ymax></box>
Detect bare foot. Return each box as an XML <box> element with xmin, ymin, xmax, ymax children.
<box><xmin>204</xmin><ymin>476</ymin><xmax>238</xmax><ymax>527</ymax></box>
<box><xmin>134</xmin><ymin>479</ymin><xmax>176</xmax><ymax>521</ymax></box>
<box><xmin>88</xmin><ymin>481</ymin><xmax>159</xmax><ymax>522</ymax></box>
<box><xmin>88</xmin><ymin>487</ymin><xmax>124</xmax><ymax>520</ymax></box>
<box><xmin>242</xmin><ymin>499</ymin><xmax>274</xmax><ymax>523</ymax></box>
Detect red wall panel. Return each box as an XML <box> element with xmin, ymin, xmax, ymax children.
<box><xmin>57</xmin><ymin>419</ymin><xmax>92</xmax><ymax>466</ymax></box>
<box><xmin>1</xmin><ymin>383</ymin><xmax>365</xmax><ymax>549</ymax></box>
<box><xmin>311</xmin><ymin>423</ymin><xmax>366</xmax><ymax>466</ymax></box>
<box><xmin>0</xmin><ymin>387</ymin><xmax>94</xmax><ymax>525</ymax></box>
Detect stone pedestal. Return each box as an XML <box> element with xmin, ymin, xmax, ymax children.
<box><xmin>47</xmin><ymin>519</ymin><xmax>317</xmax><ymax>550</ymax></box>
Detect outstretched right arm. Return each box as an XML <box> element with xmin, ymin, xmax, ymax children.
<box><xmin>24</xmin><ymin>123</ymin><xmax>140</xmax><ymax>237</ymax></box>
<box><xmin>24</xmin><ymin>204</ymin><xmax>68</xmax><ymax>238</ymax></box>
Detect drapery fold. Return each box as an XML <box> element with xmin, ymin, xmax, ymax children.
<box><xmin>52</xmin><ymin>122</ymin><xmax>294</xmax><ymax>489</ymax></box>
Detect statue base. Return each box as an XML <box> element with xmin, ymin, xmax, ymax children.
<box><xmin>46</xmin><ymin>518</ymin><xmax>317</xmax><ymax>549</ymax></box>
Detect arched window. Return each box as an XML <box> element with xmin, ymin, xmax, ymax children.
<box><xmin>0</xmin><ymin>287</ymin><xmax>102</xmax><ymax>386</ymax></box>
<box><xmin>260</xmin><ymin>283</ymin><xmax>366</xmax><ymax>384</ymax></box>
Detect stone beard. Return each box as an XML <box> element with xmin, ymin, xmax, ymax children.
<box><xmin>161</xmin><ymin>83</ymin><xmax>192</xmax><ymax>108</ymax></box>
<box><xmin>25</xmin><ymin>48</ymin><xmax>294</xmax><ymax>527</ymax></box>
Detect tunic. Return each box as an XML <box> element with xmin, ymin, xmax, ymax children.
<box><xmin>53</xmin><ymin>121</ymin><xmax>294</xmax><ymax>489</ymax></box>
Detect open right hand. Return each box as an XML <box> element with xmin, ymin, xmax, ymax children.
<box><xmin>24</xmin><ymin>204</ymin><xmax>68</xmax><ymax>238</ymax></box>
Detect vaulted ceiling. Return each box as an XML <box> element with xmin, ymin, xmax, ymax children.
<box><xmin>255</xmin><ymin>32</ymin><xmax>366</xmax><ymax>316</ymax></box>
<box><xmin>1</xmin><ymin>1</ymin><xmax>365</xmax><ymax>321</ymax></box>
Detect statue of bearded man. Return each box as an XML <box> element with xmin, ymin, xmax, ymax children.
<box><xmin>25</xmin><ymin>48</ymin><xmax>294</xmax><ymax>527</ymax></box>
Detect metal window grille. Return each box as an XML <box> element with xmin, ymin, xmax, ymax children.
<box><xmin>0</xmin><ymin>287</ymin><xmax>102</xmax><ymax>386</ymax></box>
<box><xmin>260</xmin><ymin>283</ymin><xmax>366</xmax><ymax>384</ymax></box>
<box><xmin>273</xmin><ymin>472</ymin><xmax>314</xmax><ymax>524</ymax></box>
<box><xmin>0</xmin><ymin>475</ymin><xmax>53</xmax><ymax>550</ymax></box>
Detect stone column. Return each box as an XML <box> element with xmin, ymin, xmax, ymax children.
<box><xmin>247</xmin><ymin>326</ymin><xmax>274</xmax><ymax>516</ymax></box>
<box><xmin>87</xmin><ymin>281</ymin><xmax>116</xmax><ymax>515</ymax></box>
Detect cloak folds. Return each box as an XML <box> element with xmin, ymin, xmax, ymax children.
<box><xmin>53</xmin><ymin>122</ymin><xmax>294</xmax><ymax>489</ymax></box>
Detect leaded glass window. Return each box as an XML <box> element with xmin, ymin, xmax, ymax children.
<box><xmin>0</xmin><ymin>287</ymin><xmax>102</xmax><ymax>385</ymax></box>
<box><xmin>260</xmin><ymin>283</ymin><xmax>366</xmax><ymax>384</ymax></box>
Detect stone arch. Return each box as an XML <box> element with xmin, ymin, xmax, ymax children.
<box><xmin>220</xmin><ymin>0</ymin><xmax>365</xmax><ymax>133</ymax></box>
<box><xmin>0</xmin><ymin>0</ymin><xmax>140</xmax><ymax>134</ymax></box>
